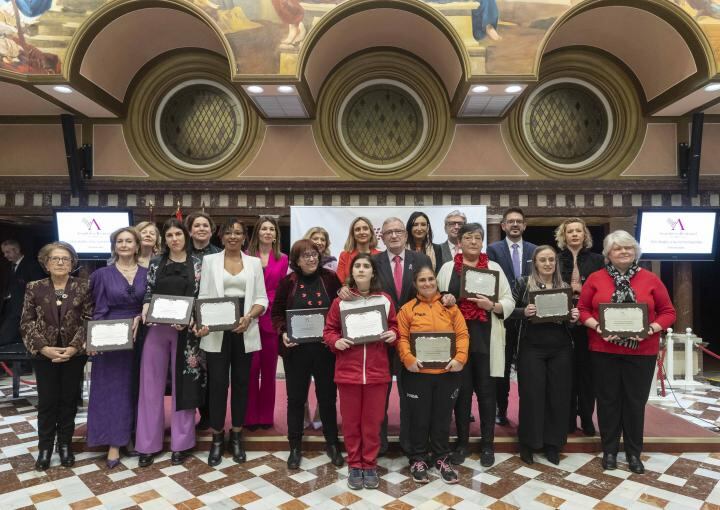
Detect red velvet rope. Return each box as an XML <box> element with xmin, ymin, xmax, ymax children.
<box><xmin>696</xmin><ymin>343</ymin><xmax>720</xmax><ymax>361</ymax></box>
<box><xmin>0</xmin><ymin>362</ymin><xmax>36</xmax><ymax>386</ymax></box>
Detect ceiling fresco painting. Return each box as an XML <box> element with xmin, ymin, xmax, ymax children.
<box><xmin>0</xmin><ymin>0</ymin><xmax>718</xmax><ymax>78</ymax></box>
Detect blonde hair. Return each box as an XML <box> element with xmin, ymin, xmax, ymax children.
<box><xmin>135</xmin><ymin>221</ymin><xmax>161</xmax><ymax>254</ymax></box>
<box><xmin>343</xmin><ymin>217</ymin><xmax>378</xmax><ymax>252</ymax></box>
<box><xmin>555</xmin><ymin>217</ymin><xmax>593</xmax><ymax>250</ymax></box>
<box><xmin>304</xmin><ymin>226</ymin><xmax>331</xmax><ymax>257</ymax></box>
<box><xmin>38</xmin><ymin>241</ymin><xmax>78</xmax><ymax>272</ymax></box>
<box><xmin>108</xmin><ymin>227</ymin><xmax>141</xmax><ymax>264</ymax></box>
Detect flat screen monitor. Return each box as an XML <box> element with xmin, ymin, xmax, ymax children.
<box><xmin>636</xmin><ymin>208</ymin><xmax>719</xmax><ymax>261</ymax></box>
<box><xmin>54</xmin><ymin>209</ymin><xmax>134</xmax><ymax>259</ymax></box>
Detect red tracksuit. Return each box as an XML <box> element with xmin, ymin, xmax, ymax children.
<box><xmin>323</xmin><ymin>291</ymin><xmax>398</xmax><ymax>469</ymax></box>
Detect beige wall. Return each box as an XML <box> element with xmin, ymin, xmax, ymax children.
<box><xmin>0</xmin><ymin>124</ymin><xmax>81</xmax><ymax>176</ymax></box>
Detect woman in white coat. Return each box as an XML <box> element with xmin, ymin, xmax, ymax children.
<box><xmin>195</xmin><ymin>219</ymin><xmax>268</xmax><ymax>466</ymax></box>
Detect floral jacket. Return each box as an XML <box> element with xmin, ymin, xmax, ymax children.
<box><xmin>20</xmin><ymin>277</ymin><xmax>93</xmax><ymax>356</ymax></box>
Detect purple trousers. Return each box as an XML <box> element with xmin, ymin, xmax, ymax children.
<box><xmin>244</xmin><ymin>324</ymin><xmax>278</xmax><ymax>426</ymax></box>
<box><xmin>135</xmin><ymin>325</ymin><xmax>195</xmax><ymax>454</ymax></box>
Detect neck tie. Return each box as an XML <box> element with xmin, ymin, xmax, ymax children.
<box><xmin>512</xmin><ymin>243</ymin><xmax>521</xmax><ymax>280</ymax></box>
<box><xmin>393</xmin><ymin>255</ymin><xmax>403</xmax><ymax>298</ymax></box>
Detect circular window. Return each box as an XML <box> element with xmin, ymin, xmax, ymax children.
<box><xmin>522</xmin><ymin>78</ymin><xmax>612</xmax><ymax>169</ymax></box>
<box><xmin>337</xmin><ymin>80</ymin><xmax>428</xmax><ymax>171</ymax></box>
<box><xmin>155</xmin><ymin>79</ymin><xmax>244</xmax><ymax>169</ymax></box>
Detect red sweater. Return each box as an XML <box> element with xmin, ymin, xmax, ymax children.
<box><xmin>323</xmin><ymin>291</ymin><xmax>398</xmax><ymax>385</ymax></box>
<box><xmin>578</xmin><ymin>268</ymin><xmax>676</xmax><ymax>356</ymax></box>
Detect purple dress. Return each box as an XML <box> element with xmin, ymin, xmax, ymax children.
<box><xmin>87</xmin><ymin>265</ymin><xmax>148</xmax><ymax>448</ymax></box>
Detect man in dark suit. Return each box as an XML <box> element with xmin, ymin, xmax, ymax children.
<box><xmin>372</xmin><ymin>217</ymin><xmax>432</xmax><ymax>455</ymax></box>
<box><xmin>0</xmin><ymin>240</ymin><xmax>45</xmax><ymax>346</ymax></box>
<box><xmin>486</xmin><ymin>208</ymin><xmax>537</xmax><ymax>425</ymax></box>
<box><xmin>435</xmin><ymin>210</ymin><xmax>467</xmax><ymax>269</ymax></box>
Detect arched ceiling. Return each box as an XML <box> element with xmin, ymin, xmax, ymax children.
<box><xmin>79</xmin><ymin>7</ymin><xmax>226</xmax><ymax>103</ymax></box>
<box><xmin>303</xmin><ymin>7</ymin><xmax>465</xmax><ymax>101</ymax></box>
<box><xmin>544</xmin><ymin>5</ymin><xmax>696</xmax><ymax>102</ymax></box>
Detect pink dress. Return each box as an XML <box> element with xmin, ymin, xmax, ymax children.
<box><xmin>245</xmin><ymin>251</ymin><xmax>289</xmax><ymax>426</ymax></box>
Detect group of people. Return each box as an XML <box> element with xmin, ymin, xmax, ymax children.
<box><xmin>13</xmin><ymin>206</ymin><xmax>675</xmax><ymax>488</ymax></box>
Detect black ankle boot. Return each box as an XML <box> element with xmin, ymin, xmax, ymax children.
<box><xmin>208</xmin><ymin>431</ymin><xmax>225</xmax><ymax>467</ymax></box>
<box><xmin>230</xmin><ymin>431</ymin><xmax>246</xmax><ymax>463</ymax></box>
<box><xmin>57</xmin><ymin>443</ymin><xmax>75</xmax><ymax>467</ymax></box>
<box><xmin>287</xmin><ymin>447</ymin><xmax>302</xmax><ymax>469</ymax></box>
<box><xmin>35</xmin><ymin>449</ymin><xmax>52</xmax><ymax>471</ymax></box>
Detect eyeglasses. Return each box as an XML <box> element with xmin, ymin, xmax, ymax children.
<box><xmin>48</xmin><ymin>256</ymin><xmax>72</xmax><ymax>264</ymax></box>
<box><xmin>503</xmin><ymin>219</ymin><xmax>524</xmax><ymax>225</ymax></box>
<box><xmin>300</xmin><ymin>252</ymin><xmax>319</xmax><ymax>260</ymax></box>
<box><xmin>382</xmin><ymin>229</ymin><xmax>406</xmax><ymax>237</ymax></box>
<box><xmin>445</xmin><ymin>221</ymin><xmax>465</xmax><ymax>227</ymax></box>
<box><xmin>461</xmin><ymin>235</ymin><xmax>483</xmax><ymax>242</ymax></box>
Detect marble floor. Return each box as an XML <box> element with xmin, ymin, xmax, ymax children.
<box><xmin>1</xmin><ymin>374</ymin><xmax>719</xmax><ymax>509</ymax></box>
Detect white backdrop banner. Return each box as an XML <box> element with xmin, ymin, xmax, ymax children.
<box><xmin>290</xmin><ymin>206</ymin><xmax>487</xmax><ymax>258</ymax></box>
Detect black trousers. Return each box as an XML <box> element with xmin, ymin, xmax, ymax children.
<box><xmin>454</xmin><ymin>351</ymin><xmax>496</xmax><ymax>448</ymax></box>
<box><xmin>495</xmin><ymin>321</ymin><xmax>519</xmax><ymax>415</ymax></box>
<box><xmin>403</xmin><ymin>369</ymin><xmax>460</xmax><ymax>462</ymax></box>
<box><xmin>282</xmin><ymin>343</ymin><xmax>338</xmax><ymax>448</ymax></box>
<box><xmin>569</xmin><ymin>328</ymin><xmax>595</xmax><ymax>430</ymax></box>
<box><xmin>205</xmin><ymin>331</ymin><xmax>253</xmax><ymax>431</ymax></box>
<box><xmin>33</xmin><ymin>355</ymin><xmax>87</xmax><ymax>450</ymax></box>
<box><xmin>591</xmin><ymin>351</ymin><xmax>656</xmax><ymax>457</ymax></box>
<box><xmin>517</xmin><ymin>342</ymin><xmax>572</xmax><ymax>449</ymax></box>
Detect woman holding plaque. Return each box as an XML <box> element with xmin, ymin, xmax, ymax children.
<box><xmin>272</xmin><ymin>239</ymin><xmax>344</xmax><ymax>469</ymax></box>
<box><xmin>555</xmin><ymin>218</ymin><xmax>604</xmax><ymax>436</ymax></box>
<box><xmin>87</xmin><ymin>227</ymin><xmax>148</xmax><ymax>469</ymax></box>
<box><xmin>336</xmin><ymin>216</ymin><xmax>380</xmax><ymax>284</ymax></box>
<box><xmin>137</xmin><ymin>218</ymin><xmax>203</xmax><ymax>468</ymax></box>
<box><xmin>405</xmin><ymin>211</ymin><xmax>441</xmax><ymax>271</ymax></box>
<box><xmin>436</xmin><ymin>223</ymin><xmax>514</xmax><ymax>468</ymax></box>
<box><xmin>511</xmin><ymin>245</ymin><xmax>578</xmax><ymax>465</ymax></box>
<box><xmin>195</xmin><ymin>218</ymin><xmax>268</xmax><ymax>466</ymax></box>
<box><xmin>578</xmin><ymin>230</ymin><xmax>675</xmax><ymax>474</ymax></box>
<box><xmin>397</xmin><ymin>265</ymin><xmax>468</xmax><ymax>484</ymax></box>
<box><xmin>244</xmin><ymin>216</ymin><xmax>288</xmax><ymax>430</ymax></box>
<box><xmin>20</xmin><ymin>242</ymin><xmax>92</xmax><ymax>471</ymax></box>
<box><xmin>324</xmin><ymin>253</ymin><xmax>398</xmax><ymax>490</ymax></box>
<box><xmin>136</xmin><ymin>221</ymin><xmax>161</xmax><ymax>268</ymax></box>
<box><xmin>304</xmin><ymin>226</ymin><xmax>337</xmax><ymax>272</ymax></box>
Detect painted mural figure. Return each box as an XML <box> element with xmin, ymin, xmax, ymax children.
<box><xmin>0</xmin><ymin>0</ymin><xmax>59</xmax><ymax>73</ymax></box>
<box><xmin>272</xmin><ymin>0</ymin><xmax>306</xmax><ymax>49</ymax></box>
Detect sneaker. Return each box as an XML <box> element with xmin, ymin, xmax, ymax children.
<box><xmin>363</xmin><ymin>468</ymin><xmax>380</xmax><ymax>489</ymax></box>
<box><xmin>435</xmin><ymin>456</ymin><xmax>459</xmax><ymax>484</ymax></box>
<box><xmin>410</xmin><ymin>460</ymin><xmax>430</xmax><ymax>483</ymax></box>
<box><xmin>347</xmin><ymin>467</ymin><xmax>364</xmax><ymax>490</ymax></box>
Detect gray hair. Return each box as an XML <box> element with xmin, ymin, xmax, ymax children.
<box><xmin>602</xmin><ymin>230</ymin><xmax>641</xmax><ymax>261</ymax></box>
<box><xmin>381</xmin><ymin>217</ymin><xmax>405</xmax><ymax>230</ymax></box>
<box><xmin>444</xmin><ymin>210</ymin><xmax>467</xmax><ymax>222</ymax></box>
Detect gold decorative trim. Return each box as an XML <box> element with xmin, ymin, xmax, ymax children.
<box><xmin>504</xmin><ymin>49</ymin><xmax>646</xmax><ymax>179</ymax></box>
<box><xmin>124</xmin><ymin>52</ymin><xmax>262</xmax><ymax>180</ymax></box>
<box><xmin>313</xmin><ymin>50</ymin><xmax>451</xmax><ymax>180</ymax></box>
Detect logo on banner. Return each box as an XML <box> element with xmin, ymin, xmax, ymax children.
<box><xmin>82</xmin><ymin>217</ymin><xmax>101</xmax><ymax>231</ymax></box>
<box><xmin>666</xmin><ymin>218</ymin><xmax>685</xmax><ymax>231</ymax></box>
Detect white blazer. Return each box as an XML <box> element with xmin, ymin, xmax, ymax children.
<box><xmin>437</xmin><ymin>259</ymin><xmax>514</xmax><ymax>378</ymax></box>
<box><xmin>198</xmin><ymin>250</ymin><xmax>269</xmax><ymax>353</ymax></box>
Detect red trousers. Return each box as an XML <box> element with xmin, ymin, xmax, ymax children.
<box><xmin>338</xmin><ymin>382</ymin><xmax>388</xmax><ymax>469</ymax></box>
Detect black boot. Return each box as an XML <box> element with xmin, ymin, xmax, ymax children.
<box><xmin>35</xmin><ymin>449</ymin><xmax>52</xmax><ymax>471</ymax></box>
<box><xmin>230</xmin><ymin>430</ymin><xmax>246</xmax><ymax>463</ymax></box>
<box><xmin>287</xmin><ymin>448</ymin><xmax>302</xmax><ymax>469</ymax></box>
<box><xmin>208</xmin><ymin>431</ymin><xmax>225</xmax><ymax>467</ymax></box>
<box><xmin>57</xmin><ymin>443</ymin><xmax>75</xmax><ymax>468</ymax></box>
<box><xmin>325</xmin><ymin>443</ymin><xmax>345</xmax><ymax>467</ymax></box>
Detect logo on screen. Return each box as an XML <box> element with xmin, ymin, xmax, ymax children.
<box><xmin>82</xmin><ymin>217</ymin><xmax>101</xmax><ymax>231</ymax></box>
<box><xmin>666</xmin><ymin>218</ymin><xmax>685</xmax><ymax>231</ymax></box>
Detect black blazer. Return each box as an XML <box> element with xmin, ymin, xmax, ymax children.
<box><xmin>487</xmin><ymin>239</ymin><xmax>537</xmax><ymax>291</ymax></box>
<box><xmin>0</xmin><ymin>257</ymin><xmax>45</xmax><ymax>344</ymax></box>
<box><xmin>558</xmin><ymin>249</ymin><xmax>605</xmax><ymax>288</ymax></box>
<box><xmin>372</xmin><ymin>250</ymin><xmax>432</xmax><ymax>309</ymax></box>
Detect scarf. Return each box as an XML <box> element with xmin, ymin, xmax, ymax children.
<box><xmin>454</xmin><ymin>252</ymin><xmax>489</xmax><ymax>322</ymax></box>
<box><xmin>605</xmin><ymin>262</ymin><xmax>641</xmax><ymax>349</ymax></box>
